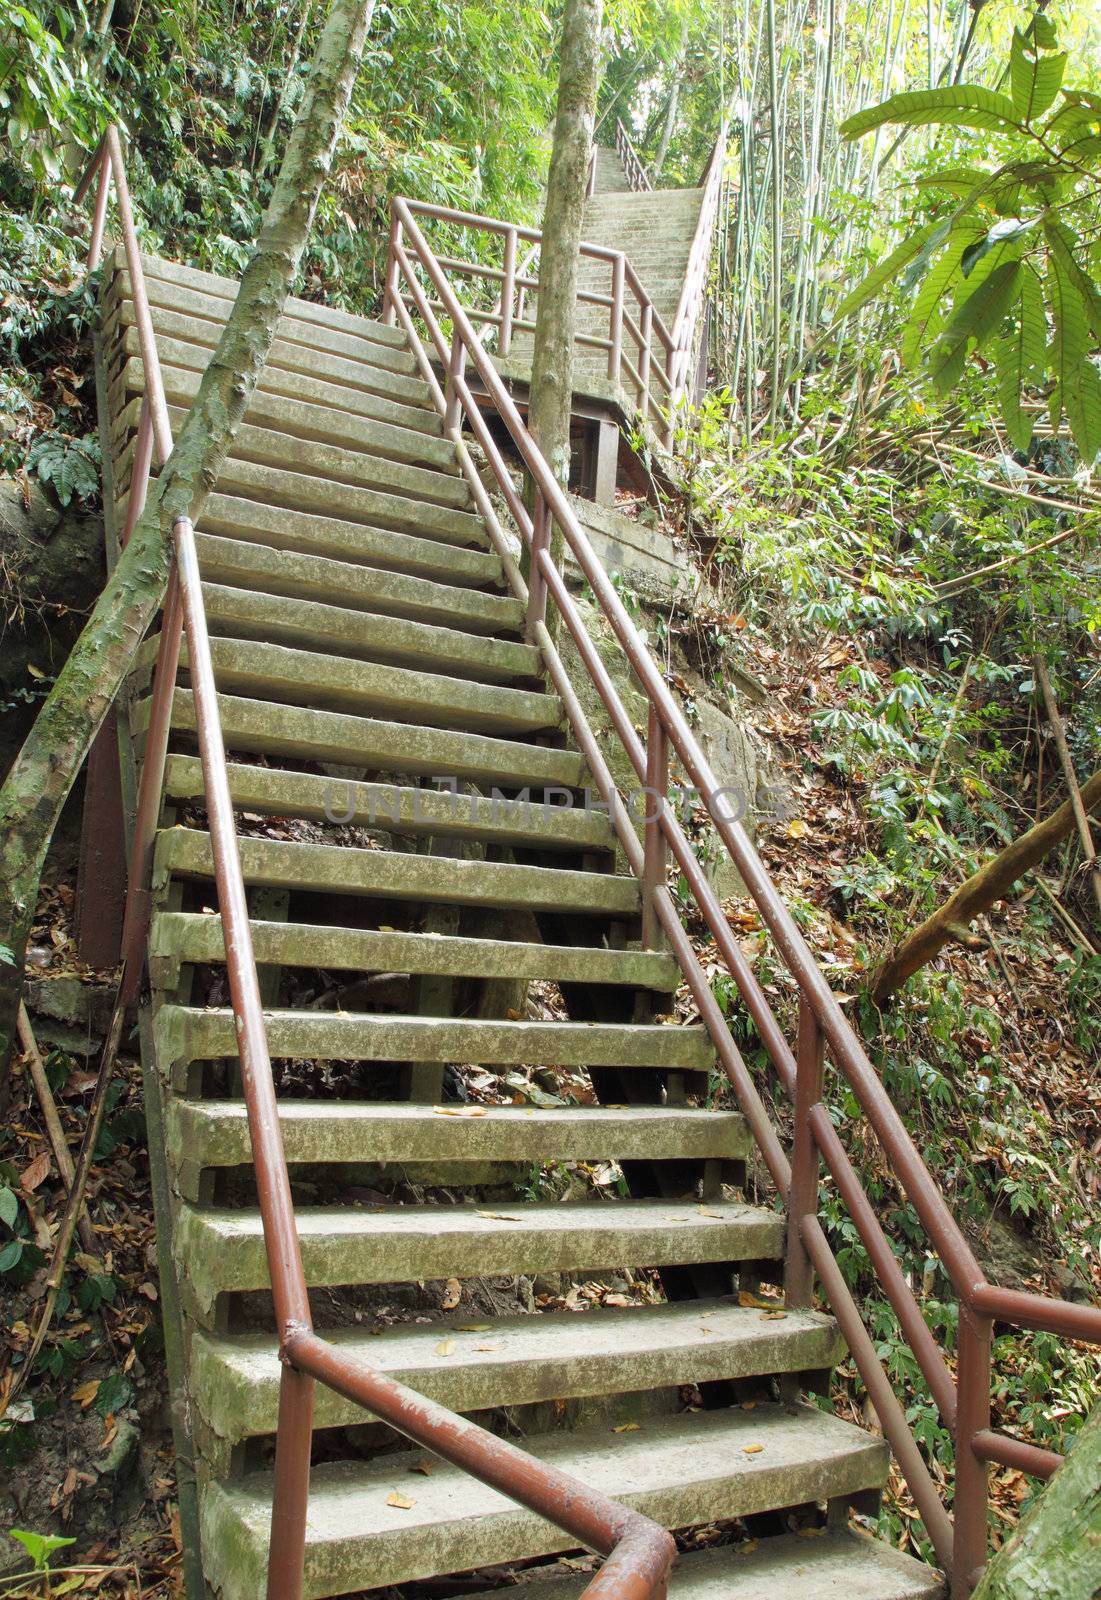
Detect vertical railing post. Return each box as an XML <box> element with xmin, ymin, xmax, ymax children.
<box><xmin>952</xmin><ymin>1305</ymin><xmax>992</xmax><ymax>1598</ymax></box>
<box><xmin>88</xmin><ymin>155</ymin><xmax>111</xmax><ymax>273</ymax></box>
<box><xmin>500</xmin><ymin>227</ymin><xmax>517</xmax><ymax>357</ymax></box>
<box><xmin>444</xmin><ymin>330</ymin><xmax>466</xmax><ymax>433</ymax></box>
<box><xmin>608</xmin><ymin>253</ymin><xmax>625</xmax><ymax>383</ymax></box>
<box><xmin>642</xmin><ymin>702</ymin><xmax>668</xmax><ymax>948</ymax></box>
<box><xmin>526</xmin><ymin>493</ymin><xmax>551</xmax><ymax>637</ymax></box>
<box><xmin>382</xmin><ymin>211</ymin><xmax>401</xmax><ymax>325</ymax></box>
<box><xmin>265</xmin><ymin>1365</ymin><xmax>315</xmax><ymax>1600</ymax></box>
<box><xmin>638</xmin><ymin>301</ymin><xmax>653</xmax><ymax>420</ymax></box>
<box><xmin>784</xmin><ymin>996</ymin><xmax>824</xmax><ymax>1308</ymax></box>
<box><xmin>120</xmin><ymin>398</ymin><xmax>154</xmax><ymax>547</ymax></box>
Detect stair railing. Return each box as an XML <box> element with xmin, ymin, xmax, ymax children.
<box><xmin>384</xmin><ymin>199</ymin><xmax>678</xmax><ymax>440</ymax></box>
<box><xmin>667</xmin><ymin>122</ymin><xmax>728</xmax><ymax>406</ymax></box>
<box><xmin>384</xmin><ymin>194</ymin><xmax>1101</xmax><ymax>1600</ymax></box>
<box><xmin>72</xmin><ymin>126</ymin><xmax>679</xmax><ymax>1600</ymax></box>
<box><xmin>615</xmin><ymin>119</ymin><xmax>654</xmax><ymax>192</ymax></box>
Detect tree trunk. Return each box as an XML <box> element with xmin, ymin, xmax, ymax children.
<box><xmin>650</xmin><ymin>17</ymin><xmax>688</xmax><ymax>181</ymax></box>
<box><xmin>528</xmin><ymin>0</ymin><xmax>604</xmax><ymax>488</ymax></box>
<box><xmin>871</xmin><ymin>770</ymin><xmax>1101</xmax><ymax>1002</ymax></box>
<box><xmin>0</xmin><ymin>0</ymin><xmax>376</xmax><ymax>1075</ymax></box>
<box><xmin>972</xmin><ymin>1402</ymin><xmax>1101</xmax><ymax>1600</ymax></box>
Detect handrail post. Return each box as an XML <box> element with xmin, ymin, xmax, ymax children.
<box><xmin>953</xmin><ymin>1305</ymin><xmax>992</xmax><ymax>1597</ymax></box>
<box><xmin>608</xmin><ymin>253</ymin><xmax>625</xmax><ymax>383</ymax></box>
<box><xmin>88</xmin><ymin>154</ymin><xmax>111</xmax><ymax>273</ymax></box>
<box><xmin>526</xmin><ymin>493</ymin><xmax>551</xmax><ymax>637</ymax></box>
<box><xmin>382</xmin><ymin>211</ymin><xmax>401</xmax><ymax>325</ymax></box>
<box><xmin>642</xmin><ymin>703</ymin><xmax>668</xmax><ymax>948</ymax></box>
<box><xmin>638</xmin><ymin>302</ymin><xmax>653</xmax><ymax>420</ymax></box>
<box><xmin>784</xmin><ymin>997</ymin><xmax>824</xmax><ymax>1308</ymax></box>
<box><xmin>266</xmin><ymin>1364</ymin><xmax>314</xmax><ymax>1600</ymax></box>
<box><xmin>500</xmin><ymin>226</ymin><xmax>517</xmax><ymax>356</ymax></box>
<box><xmin>120</xmin><ymin>398</ymin><xmax>154</xmax><ymax>547</ymax></box>
<box><xmin>444</xmin><ymin>330</ymin><xmax>466</xmax><ymax>434</ymax></box>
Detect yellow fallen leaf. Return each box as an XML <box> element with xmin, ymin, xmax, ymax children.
<box><xmin>433</xmin><ymin>1105</ymin><xmax>488</xmax><ymax>1118</ymax></box>
<box><xmin>761</xmin><ymin>1310</ymin><xmax>787</xmax><ymax>1321</ymax></box>
<box><xmin>612</xmin><ymin>1422</ymin><xmax>640</xmax><ymax>1433</ymax></box>
<box><xmin>738</xmin><ymin>1291</ymin><xmax>782</xmax><ymax>1310</ymax></box>
<box><xmin>786</xmin><ymin>818</ymin><xmax>809</xmax><ymax>838</ymax></box>
<box><xmin>436</xmin><ymin>1339</ymin><xmax>455</xmax><ymax>1356</ymax></box>
<box><xmin>72</xmin><ymin>1380</ymin><xmax>100</xmax><ymax>1408</ymax></box>
<box><xmin>476</xmin><ymin>1210</ymin><xmax>523</xmax><ymax>1222</ymax></box>
<box><xmin>386</xmin><ymin>1492</ymin><xmax>415</xmax><ymax>1509</ymax></box>
<box><xmin>736</xmin><ymin>1539</ymin><xmax>758</xmax><ymax>1556</ymax></box>
<box><xmin>409</xmin><ymin>1459</ymin><xmax>436</xmax><ymax>1476</ymax></box>
<box><xmin>697</xmin><ymin>1206</ymin><xmax>724</xmax><ymax>1219</ymax></box>
<box><xmin>474</xmin><ymin>1342</ymin><xmax>502</xmax><ymax>1352</ymax></box>
<box><xmin>742</xmin><ymin>1443</ymin><xmax>764</xmax><ymax>1454</ymax></box>
<box><xmin>457</xmin><ymin>1323</ymin><xmax>491</xmax><ymax>1332</ymax></box>
<box><xmin>797</xmin><ymin>1526</ymin><xmax>828</xmax><ymax>1539</ymax></box>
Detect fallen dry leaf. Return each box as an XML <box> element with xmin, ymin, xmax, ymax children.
<box><xmin>433</xmin><ymin>1105</ymin><xmax>488</xmax><ymax>1118</ymax></box>
<box><xmin>386</xmin><ymin>1492</ymin><xmax>415</xmax><ymax>1509</ymax></box>
<box><xmin>612</xmin><ymin>1422</ymin><xmax>640</xmax><ymax>1433</ymax></box>
<box><xmin>21</xmin><ymin>1151</ymin><xmax>50</xmax><ymax>1191</ymax></box>
<box><xmin>435</xmin><ymin>1339</ymin><xmax>455</xmax><ymax>1357</ymax></box>
<box><xmin>72</xmin><ymin>1380</ymin><xmax>100</xmax><ymax>1408</ymax></box>
<box><xmin>441</xmin><ymin>1277</ymin><xmax>462</xmax><ymax>1311</ymax></box>
<box><xmin>742</xmin><ymin>1443</ymin><xmax>764</xmax><ymax>1455</ymax></box>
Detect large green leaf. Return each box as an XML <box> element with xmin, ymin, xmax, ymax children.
<box><xmin>913</xmin><ymin>166</ymin><xmax>992</xmax><ymax>197</ymax></box>
<box><xmin>832</xmin><ymin>221</ymin><xmax>939</xmax><ymax>322</ymax></box>
<box><xmin>840</xmin><ymin>85</ymin><xmax>1021</xmax><ymax>141</ymax></box>
<box><xmin>1009</xmin><ymin>28</ymin><xmax>1067</xmax><ymax>122</ymax></box>
<box><xmin>901</xmin><ymin>227</ymin><xmax>986</xmax><ymax>367</ymax></box>
<box><xmin>993</xmin><ymin>269</ymin><xmax>1047</xmax><ymax>451</ymax></box>
<box><xmin>1047</xmin><ymin>250</ymin><xmax>1101</xmax><ymax>459</ymax></box>
<box><xmin>1044</xmin><ymin>222</ymin><xmax>1101</xmax><ymax>343</ymax></box>
<box><xmin>928</xmin><ymin>260</ymin><xmax>1022</xmax><ymax>394</ymax></box>
<box><xmin>961</xmin><ymin>217</ymin><xmax>1037</xmax><ymax>278</ymax></box>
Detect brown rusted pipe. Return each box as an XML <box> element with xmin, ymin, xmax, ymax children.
<box><xmin>284</xmin><ymin>1327</ymin><xmax>677</xmax><ymax>1598</ymax></box>
<box><xmin>971</xmin><ymin>1283</ymin><xmax>1101</xmax><ymax>1342</ymax></box>
<box><xmin>952</xmin><ymin>1307</ymin><xmax>992</xmax><ymax>1597</ymax></box>
<box><xmin>87</xmin><ymin>157</ymin><xmax>111</xmax><ymax>273</ymax></box>
<box><xmin>104</xmin><ymin>127</ymin><xmax>173</xmax><ymax>464</ymax></box>
<box><xmin>971</xmin><ymin>1429</ymin><xmax>1062</xmax><ymax>1479</ymax></box>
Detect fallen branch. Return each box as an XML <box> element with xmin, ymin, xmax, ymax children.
<box><xmin>1034</xmin><ymin>657</ymin><xmax>1101</xmax><ymax>919</ymax></box>
<box><xmin>871</xmin><ymin>770</ymin><xmax>1101</xmax><ymax>1002</ymax></box>
<box><xmin>16</xmin><ymin>1002</ymin><xmax>99</xmax><ymax>1259</ymax></box>
<box><xmin>934</xmin><ymin>514</ymin><xmax>1099</xmax><ymax>598</ymax></box>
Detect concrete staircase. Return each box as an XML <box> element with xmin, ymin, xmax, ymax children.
<box><xmin>98</xmin><ymin>246</ymin><xmax>942</xmax><ymax>1600</ymax></box>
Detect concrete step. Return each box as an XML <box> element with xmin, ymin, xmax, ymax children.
<box><xmin>136</xmin><ymin>690</ymin><xmax>588</xmax><ymax>789</ymax></box>
<box><xmin>117</xmin><ymin>248</ymin><xmax>410</xmax><ymax>351</ymax></box>
<box><xmin>113</xmin><ymin>364</ymin><xmax>452</xmax><ymax>470</ymax></box>
<box><xmin>194</xmin><ymin>495</ymin><xmax>503</xmax><ymax>587</ymax></box>
<box><xmin>175</xmin><ymin>1198</ymin><xmax>782</xmax><ymax>1317</ymax></box>
<box><xmin>593</xmin><ymin>145</ymin><xmax>632</xmax><ymax>194</ymax></box>
<box><xmin>149</xmin><ymin>914</ymin><xmax>677</xmax><ymax>990</ymax></box>
<box><xmin>154</xmin><ymin>1006</ymin><xmax>715</xmax><ymax>1077</ymax></box>
<box><xmin>194</xmin><ymin>530</ymin><xmax>522</xmax><ymax>635</ymax></box>
<box><xmin>199</xmin><ymin>1403</ymin><xmax>888</xmax><ymax>1600</ymax></box>
<box><xmin>155</xmin><ymin>829</ymin><xmax>636</xmax><ymax>915</ymax></box>
<box><xmin>170</xmin><ymin>1100</ymin><xmax>749</xmax><ymax>1174</ymax></box>
<box><xmin>188</xmin><ymin>1296</ymin><xmax>833</xmax><ymax>1449</ymax></box>
<box><xmin>107</xmin><ymin>261</ymin><xmax>418</xmax><ymax>375</ymax></box>
<box><xmin>160</xmin><ymin>759</ymin><xmax>615</xmax><ymax>852</ymax></box>
<box><xmin>197</xmin><ymin>584</ymin><xmax>533</xmax><ymax>685</ymax></box>
<box><xmin>464</xmin><ymin>1532</ymin><xmax>943</xmax><ymax>1600</ymax></box>
<box><xmin>151</xmin><ymin>635</ymin><xmax>560</xmax><ymax>734</ymax></box>
<box><xmin>108</xmin><ymin>316</ymin><xmax>433</xmax><ymax>412</ymax></box>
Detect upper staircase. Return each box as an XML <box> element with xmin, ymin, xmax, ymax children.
<box><xmin>97</xmin><ymin>244</ymin><xmax>943</xmax><ymax>1600</ymax></box>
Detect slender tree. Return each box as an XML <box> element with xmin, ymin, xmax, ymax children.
<box><xmin>0</xmin><ymin>0</ymin><xmax>377</xmax><ymax>1074</ymax></box>
<box><xmin>528</xmin><ymin>0</ymin><xmax>605</xmax><ymax>487</ymax></box>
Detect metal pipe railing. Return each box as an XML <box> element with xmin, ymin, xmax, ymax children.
<box><xmin>615</xmin><ymin>119</ymin><xmax>653</xmax><ymax>192</ymax></box>
<box><xmin>73</xmin><ymin>126</ymin><xmax>678</xmax><ymax>1600</ymax></box>
<box><xmin>385</xmin><ymin>193</ymin><xmax>1101</xmax><ymax>1598</ymax></box>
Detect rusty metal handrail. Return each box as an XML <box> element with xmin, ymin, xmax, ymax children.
<box><xmin>75</xmin><ymin>127</ymin><xmax>676</xmax><ymax>1600</ymax></box>
<box><xmin>384</xmin><ymin>193</ymin><xmax>1101</xmax><ymax>1599</ymax></box>
<box><xmin>667</xmin><ymin>122</ymin><xmax>727</xmax><ymax>403</ymax></box>
<box><xmin>615</xmin><ymin>119</ymin><xmax>653</xmax><ymax>192</ymax></box>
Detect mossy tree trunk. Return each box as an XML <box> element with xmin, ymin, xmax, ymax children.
<box><xmin>972</xmin><ymin>1403</ymin><xmax>1101</xmax><ymax>1600</ymax></box>
<box><xmin>0</xmin><ymin>0</ymin><xmax>376</xmax><ymax>1074</ymax></box>
<box><xmin>528</xmin><ymin>0</ymin><xmax>604</xmax><ymax>488</ymax></box>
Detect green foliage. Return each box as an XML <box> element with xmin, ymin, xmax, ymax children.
<box><xmin>7</xmin><ymin>1527</ymin><xmax>76</xmax><ymax>1570</ymax></box>
<box><xmin>839</xmin><ymin>15</ymin><xmax>1101</xmax><ymax>461</ymax></box>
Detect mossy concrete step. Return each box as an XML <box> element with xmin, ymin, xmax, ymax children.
<box><xmin>199</xmin><ymin>1403</ymin><xmax>887</xmax><ymax>1600</ymax></box>
<box><xmin>107</xmin><ymin>259</ymin><xmax>417</xmax><ymax>373</ymax></box>
<box><xmin>154</xmin><ymin>1006</ymin><xmax>714</xmax><ymax>1076</ymax></box>
<box><xmin>160</xmin><ymin>758</ymin><xmax>614</xmax><ymax>852</ymax></box>
<box><xmin>154</xmin><ymin>829</ymin><xmax>635</xmax><ymax>915</ymax></box>
<box><xmin>175</xmin><ymin>1198</ymin><xmax>781</xmax><ymax>1316</ymax></box>
<box><xmin>188</xmin><ymin>1297</ymin><xmax>832</xmax><ymax>1448</ymax></box>
<box><xmin>117</xmin><ymin>248</ymin><xmax>410</xmax><ymax>351</ymax></box>
<box><xmin>109</xmin><ymin>316</ymin><xmax>432</xmax><ymax>413</ymax></box>
<box><xmin>136</xmin><ymin>691</ymin><xmax>588</xmax><ymax>789</ymax></box>
<box><xmin>197</xmin><ymin>583</ymin><xmax>533</xmax><ymax>684</ymax></box>
<box><xmin>155</xmin><ymin>406</ymin><xmax>468</xmax><ymax>511</ymax></box>
<box><xmin>149</xmin><ymin>914</ymin><xmax>676</xmax><ymax>990</ymax></box>
<box><xmin>114</xmin><ymin>364</ymin><xmax>451</xmax><ymax>469</ymax></box>
<box><xmin>464</xmin><ymin>1532</ymin><xmax>943</xmax><ymax>1600</ymax></box>
<box><xmin>114</xmin><ymin>345</ymin><xmax>440</xmax><ymax>438</ymax></box>
<box><xmin>158</xmin><ymin>635</ymin><xmax>560</xmax><ymax>734</ymax></box>
<box><xmin>169</xmin><ymin>1100</ymin><xmax>748</xmax><ymax>1173</ymax></box>
<box><xmin>193</xmin><ymin>496</ymin><xmax>503</xmax><ymax>588</ymax></box>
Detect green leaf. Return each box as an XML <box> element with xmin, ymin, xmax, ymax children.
<box><xmin>0</xmin><ymin>943</ymin><xmax>13</xmax><ymax>966</ymax></box>
<box><xmin>0</xmin><ymin>1238</ymin><xmax>23</xmax><ymax>1271</ymax></box>
<box><xmin>1044</xmin><ymin>223</ymin><xmax>1101</xmax><ymax>343</ymax></box>
<box><xmin>841</xmin><ymin>85</ymin><xmax>1021</xmax><ymax>141</ymax></box>
<box><xmin>1032</xmin><ymin>14</ymin><xmax>1058</xmax><ymax>49</ymax></box>
<box><xmin>93</xmin><ymin>1370</ymin><xmax>133</xmax><ymax>1419</ymax></box>
<box><xmin>928</xmin><ymin>260</ymin><xmax>1022</xmax><ymax>394</ymax></box>
<box><xmin>913</xmin><ymin>166</ymin><xmax>993</xmax><ymax>197</ymax></box>
<box><xmin>901</xmin><ymin>228</ymin><xmax>985</xmax><ymax>367</ymax></box>
<box><xmin>961</xmin><ymin>217</ymin><xmax>1037</xmax><ymax>278</ymax></box>
<box><xmin>832</xmin><ymin>221</ymin><xmax>939</xmax><ymax>322</ymax></box>
<box><xmin>1010</xmin><ymin>29</ymin><xmax>1067</xmax><ymax>122</ymax></box>
<box><xmin>1047</xmin><ymin>250</ymin><xmax>1101</xmax><ymax>460</ymax></box>
<box><xmin>994</xmin><ymin>270</ymin><xmax>1047</xmax><ymax>451</ymax></box>
<box><xmin>9</xmin><ymin>1530</ymin><xmax>76</xmax><ymax>1571</ymax></box>
<box><xmin>0</xmin><ymin>1185</ymin><xmax>18</xmax><ymax>1228</ymax></box>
